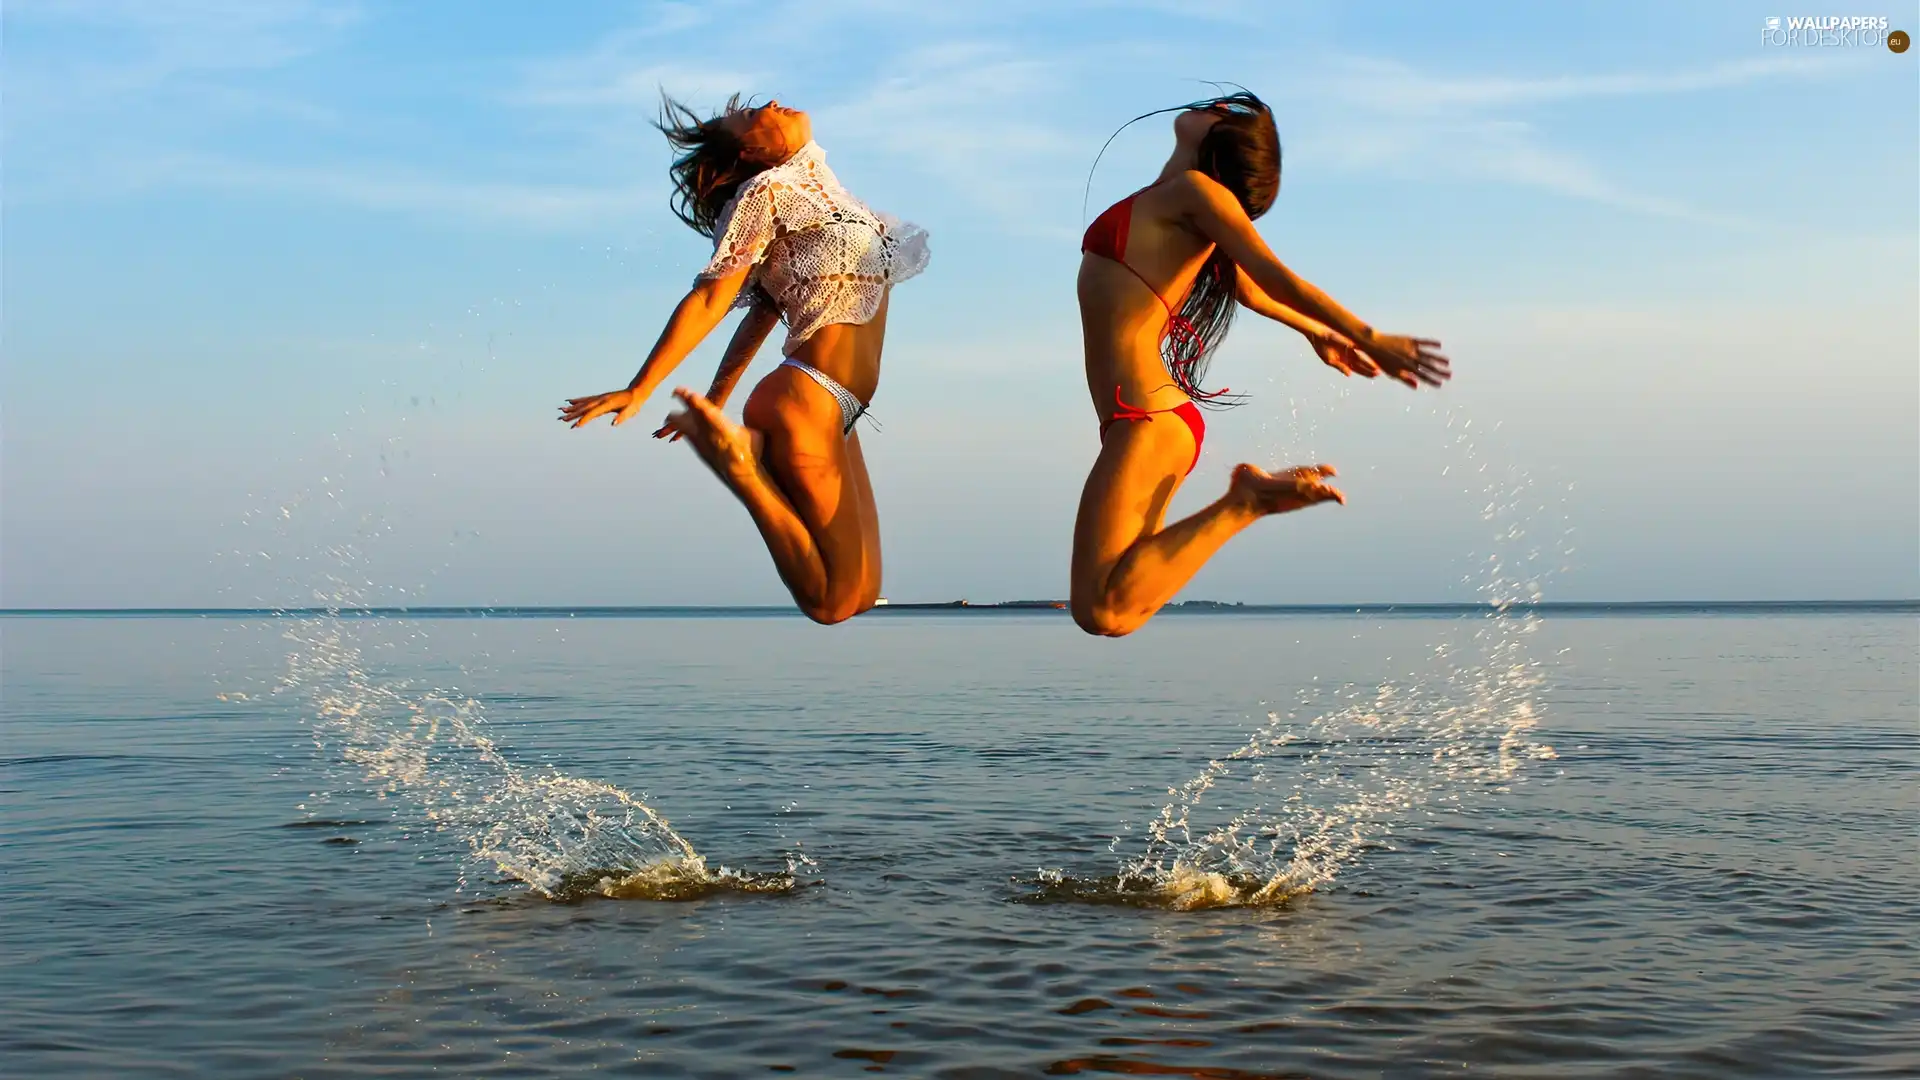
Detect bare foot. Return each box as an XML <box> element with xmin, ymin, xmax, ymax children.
<box><xmin>664</xmin><ymin>389</ymin><xmax>757</xmax><ymax>482</ymax></box>
<box><xmin>1228</xmin><ymin>463</ymin><xmax>1345</xmax><ymax>515</ymax></box>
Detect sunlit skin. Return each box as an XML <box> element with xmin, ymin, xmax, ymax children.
<box><xmin>559</xmin><ymin>101</ymin><xmax>889</xmax><ymax>626</ymax></box>
<box><xmin>1072</xmin><ymin>106</ymin><xmax>1451</xmax><ymax>637</ymax></box>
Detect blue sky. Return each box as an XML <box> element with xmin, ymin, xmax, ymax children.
<box><xmin>4</xmin><ymin>0</ymin><xmax>1916</xmax><ymax>607</ymax></box>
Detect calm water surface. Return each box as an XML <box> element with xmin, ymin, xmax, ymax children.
<box><xmin>3</xmin><ymin>613</ymin><xmax>1915</xmax><ymax>1077</ymax></box>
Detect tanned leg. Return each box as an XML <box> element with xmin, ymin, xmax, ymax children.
<box><xmin>1069</xmin><ymin>415</ymin><xmax>1343</xmax><ymax>637</ymax></box>
<box><xmin>667</xmin><ymin>387</ymin><xmax>878</xmax><ymax>625</ymax></box>
<box><xmin>842</xmin><ymin>430</ymin><xmax>884</xmax><ymax>611</ymax></box>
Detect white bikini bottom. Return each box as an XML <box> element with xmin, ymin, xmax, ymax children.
<box><xmin>780</xmin><ymin>358</ymin><xmax>870</xmax><ymax>436</ymax></box>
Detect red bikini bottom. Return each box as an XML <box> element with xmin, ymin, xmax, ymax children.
<box><xmin>1098</xmin><ymin>386</ymin><xmax>1206</xmax><ymax>476</ymax></box>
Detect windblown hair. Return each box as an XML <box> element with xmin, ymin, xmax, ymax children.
<box><xmin>656</xmin><ymin>92</ymin><xmax>765</xmax><ymax>239</ymax></box>
<box><xmin>1086</xmin><ymin>89</ymin><xmax>1281</xmax><ymax>407</ymax></box>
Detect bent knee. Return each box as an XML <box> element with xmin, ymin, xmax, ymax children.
<box><xmin>802</xmin><ymin>590</ymin><xmax>869</xmax><ymax>626</ymax></box>
<box><xmin>1070</xmin><ymin>599</ymin><xmax>1142</xmax><ymax>638</ymax></box>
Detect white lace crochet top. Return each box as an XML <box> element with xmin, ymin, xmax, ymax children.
<box><xmin>696</xmin><ymin>142</ymin><xmax>930</xmax><ymax>355</ymax></box>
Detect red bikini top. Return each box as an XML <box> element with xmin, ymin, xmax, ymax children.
<box><xmin>1082</xmin><ymin>189</ymin><xmax>1199</xmax><ymax>355</ymax></box>
<box><xmin>1081</xmin><ymin>192</ymin><xmax>1136</xmax><ymax>264</ymax></box>
<box><xmin>1082</xmin><ymin>186</ymin><xmax>1233</xmax><ymax>404</ymax></box>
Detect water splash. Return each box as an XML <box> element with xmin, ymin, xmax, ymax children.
<box><xmin>276</xmin><ymin>610</ymin><xmax>802</xmax><ymax>901</ymax></box>
<box><xmin>236</xmin><ymin>444</ymin><xmax>799</xmax><ymax>900</ymax></box>
<box><xmin>206</xmin><ymin>289</ymin><xmax>807</xmax><ymax>900</ymax></box>
<box><xmin>1031</xmin><ymin>404</ymin><xmax>1564</xmax><ymax>909</ymax></box>
<box><xmin>1053</xmin><ymin>616</ymin><xmax>1554</xmax><ymax>910</ymax></box>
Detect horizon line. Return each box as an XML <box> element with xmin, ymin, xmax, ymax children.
<box><xmin>2</xmin><ymin>599</ymin><xmax>1915</xmax><ymax>618</ymax></box>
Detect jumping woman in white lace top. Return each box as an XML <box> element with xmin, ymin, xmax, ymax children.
<box><xmin>561</xmin><ymin>97</ymin><xmax>929</xmax><ymax>624</ymax></box>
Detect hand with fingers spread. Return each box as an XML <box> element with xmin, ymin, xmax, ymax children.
<box><xmin>559</xmin><ymin>387</ymin><xmax>645</xmax><ymax>429</ymax></box>
<box><xmin>1305</xmin><ymin>325</ymin><xmax>1381</xmax><ymax>379</ymax></box>
<box><xmin>1361</xmin><ymin>333</ymin><xmax>1450</xmax><ymax>389</ymax></box>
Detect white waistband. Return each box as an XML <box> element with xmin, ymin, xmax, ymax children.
<box><xmin>780</xmin><ymin>359</ymin><xmax>870</xmax><ymax>435</ymax></box>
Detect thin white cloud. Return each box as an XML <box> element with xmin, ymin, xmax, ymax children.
<box><xmin>146</xmin><ymin>156</ymin><xmax>657</xmax><ymax>228</ymax></box>
<box><xmin>6</xmin><ymin>5</ymin><xmax>1881</xmax><ymax>237</ymax></box>
<box><xmin>1281</xmin><ymin>52</ymin><xmax>1854</xmax><ymax>228</ymax></box>
<box><xmin>7</xmin><ymin>0</ymin><xmax>360</xmax><ymax>39</ymax></box>
<box><xmin>514</xmin><ymin>20</ymin><xmax>1096</xmax><ymax>229</ymax></box>
<box><xmin>1318</xmin><ymin>52</ymin><xmax>1857</xmax><ymax>114</ymax></box>
<box><xmin>3</xmin><ymin>0</ymin><xmax>364</xmax><ymax>172</ymax></box>
<box><xmin>6</xmin><ymin>3</ymin><xmax>662</xmax><ymax>231</ymax></box>
<box><xmin>6</xmin><ymin>0</ymin><xmax>363</xmax><ymax>102</ymax></box>
<box><xmin>1072</xmin><ymin>0</ymin><xmax>1276</xmax><ymax>25</ymax></box>
<box><xmin>812</xmin><ymin>42</ymin><xmax>1086</xmax><ymax>222</ymax></box>
<box><xmin>1293</xmin><ymin>112</ymin><xmax>1753</xmax><ymax>228</ymax></box>
<box><xmin>509</xmin><ymin>1</ymin><xmax>754</xmax><ymax>111</ymax></box>
<box><xmin>507</xmin><ymin>16</ymin><xmax>1838</xmax><ymax>234</ymax></box>
<box><xmin>517</xmin><ymin>62</ymin><xmax>766</xmax><ymax>110</ymax></box>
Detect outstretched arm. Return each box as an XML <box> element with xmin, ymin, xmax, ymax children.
<box><xmin>1234</xmin><ymin>267</ymin><xmax>1381</xmax><ymax>378</ymax></box>
<box><xmin>559</xmin><ymin>266</ymin><xmax>751</xmax><ymax>428</ymax></box>
<box><xmin>1181</xmin><ymin>173</ymin><xmax>1449</xmax><ymax>388</ymax></box>
<box><xmin>653</xmin><ymin>297</ymin><xmax>781</xmax><ymax>440</ymax></box>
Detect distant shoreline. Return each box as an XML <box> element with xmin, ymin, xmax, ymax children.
<box><xmin>2</xmin><ymin>600</ymin><xmax>1914</xmax><ymax>619</ymax></box>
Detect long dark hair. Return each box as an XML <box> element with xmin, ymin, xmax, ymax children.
<box><xmin>1086</xmin><ymin>89</ymin><xmax>1281</xmax><ymax>407</ymax></box>
<box><xmin>656</xmin><ymin>92</ymin><xmax>765</xmax><ymax>239</ymax></box>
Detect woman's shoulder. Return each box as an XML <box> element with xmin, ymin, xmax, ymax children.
<box><xmin>728</xmin><ymin>167</ymin><xmax>781</xmax><ymax>205</ymax></box>
<box><xmin>1167</xmin><ymin>169</ymin><xmax>1233</xmax><ymax>200</ymax></box>
<box><xmin>1132</xmin><ymin>171</ymin><xmax>1230</xmax><ymax>213</ymax></box>
<box><xmin>758</xmin><ymin>143</ymin><xmax>828</xmax><ymax>185</ymax></box>
<box><xmin>730</xmin><ymin>144</ymin><xmax>828</xmax><ymax>205</ymax></box>
<box><xmin>1152</xmin><ymin>170</ymin><xmax>1247</xmax><ymax>226</ymax></box>
<box><xmin>715</xmin><ymin>164</ymin><xmax>791</xmax><ymax>229</ymax></box>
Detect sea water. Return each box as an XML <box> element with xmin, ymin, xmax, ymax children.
<box><xmin>4</xmin><ymin>609</ymin><xmax>1914</xmax><ymax>1077</ymax></box>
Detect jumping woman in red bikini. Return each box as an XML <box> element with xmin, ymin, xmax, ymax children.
<box><xmin>560</xmin><ymin>95</ymin><xmax>928</xmax><ymax>625</ymax></box>
<box><xmin>1072</xmin><ymin>90</ymin><xmax>1449</xmax><ymax>637</ymax></box>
